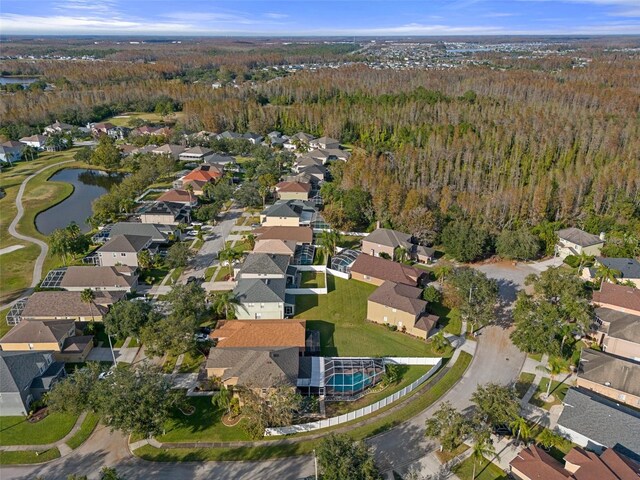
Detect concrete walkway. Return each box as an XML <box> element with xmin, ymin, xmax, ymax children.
<box><xmin>1</xmin><ymin>159</ymin><xmax>75</xmax><ymax>310</ymax></box>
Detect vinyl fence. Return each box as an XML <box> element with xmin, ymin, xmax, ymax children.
<box><xmin>264</xmin><ymin>357</ymin><xmax>442</xmax><ymax>436</ymax></box>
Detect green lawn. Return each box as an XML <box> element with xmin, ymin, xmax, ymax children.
<box><xmin>295</xmin><ymin>276</ymin><xmax>446</xmax><ymax>357</ymax></box>
<box><xmin>299</xmin><ymin>271</ymin><xmax>326</xmax><ymax>289</ymax></box>
<box><xmin>528</xmin><ymin>352</ymin><xmax>543</xmax><ymax>362</ymax></box>
<box><xmin>429</xmin><ymin>302</ymin><xmax>462</xmax><ymax>336</ymax></box>
<box><xmin>169</xmin><ymin>267</ymin><xmax>185</xmax><ymax>284</ymax></box>
<box><xmin>515</xmin><ymin>372</ymin><xmax>536</xmax><ymax>399</ymax></box>
<box><xmin>530</xmin><ymin>377</ymin><xmax>573</xmax><ymax>410</ymax></box>
<box><xmin>215</xmin><ymin>267</ymin><xmax>232</xmax><ymax>282</ymax></box>
<box><xmin>337</xmin><ymin>235</ymin><xmax>362</xmax><ymax>250</ymax></box>
<box><xmin>453</xmin><ymin>456</ymin><xmax>508</xmax><ymax>480</ymax></box>
<box><xmin>0</xmin><ymin>448</ymin><xmax>61</xmax><ymax>465</ymax></box>
<box><xmin>0</xmin><ymin>309</ymin><xmax>12</xmax><ymax>339</ymax></box>
<box><xmin>178</xmin><ymin>350</ymin><xmax>206</xmax><ymax>373</ymax></box>
<box><xmin>65</xmin><ymin>413</ymin><xmax>100</xmax><ymax>449</ymax></box>
<box><xmin>0</xmin><ymin>412</ymin><xmax>78</xmax><ymax>446</ymax></box>
<box><xmin>139</xmin><ymin>267</ymin><xmax>170</xmax><ymax>286</ymax></box>
<box><xmin>204</xmin><ymin>266</ymin><xmax>217</xmax><ymax>282</ymax></box>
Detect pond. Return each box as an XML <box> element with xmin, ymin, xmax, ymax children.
<box><xmin>35</xmin><ymin>169</ymin><xmax>123</xmax><ymax>235</ymax></box>
<box><xmin>0</xmin><ymin>76</ymin><xmax>39</xmax><ymax>86</ymax></box>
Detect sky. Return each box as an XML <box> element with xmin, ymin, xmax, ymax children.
<box><xmin>1</xmin><ymin>0</ymin><xmax>639</xmax><ymax>36</ymax></box>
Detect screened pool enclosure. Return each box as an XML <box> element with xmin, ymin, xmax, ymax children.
<box><xmin>323</xmin><ymin>358</ymin><xmax>385</xmax><ymax>400</ymax></box>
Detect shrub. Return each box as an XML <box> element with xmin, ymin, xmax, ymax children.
<box><xmin>563</xmin><ymin>255</ymin><xmax>580</xmax><ymax>268</ymax></box>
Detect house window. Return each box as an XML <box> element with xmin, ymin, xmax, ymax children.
<box><xmin>121</xmin><ymin>253</ymin><xmax>126</xmax><ymax>257</ymax></box>
<box><xmin>392</xmin><ymin>308</ymin><xmax>397</xmax><ymax>313</ymax></box>
<box><xmin>255</xmin><ymin>313</ymin><xmax>262</xmax><ymax>319</ymax></box>
<box><xmin>364</xmin><ymin>275</ymin><xmax>370</xmax><ymax>280</ymax></box>
<box><xmin>260</xmin><ymin>303</ymin><xmax>265</xmax><ymax>308</ymax></box>
<box><xmin>247</xmin><ymin>303</ymin><xmax>254</xmax><ymax>307</ymax></box>
<box><xmin>398</xmin><ymin>321</ymin><xmax>403</xmax><ymax>328</ymax></box>
<box><xmin>383</xmin><ymin>316</ymin><xmax>388</xmax><ymax>323</ymax></box>
<box><xmin>112</xmin><ymin>253</ymin><xmax>117</xmax><ymax>258</ymax></box>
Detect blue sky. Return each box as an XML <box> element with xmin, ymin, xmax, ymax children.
<box><xmin>1</xmin><ymin>0</ymin><xmax>639</xmax><ymax>35</ymax></box>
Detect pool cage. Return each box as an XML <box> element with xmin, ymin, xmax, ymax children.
<box><xmin>323</xmin><ymin>357</ymin><xmax>385</xmax><ymax>401</ymax></box>
<box><xmin>330</xmin><ymin>249</ymin><xmax>361</xmax><ymax>275</ymax></box>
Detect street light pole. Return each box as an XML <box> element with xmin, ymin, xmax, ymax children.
<box><xmin>313</xmin><ymin>448</ymin><xmax>318</xmax><ymax>480</ymax></box>
<box><xmin>107</xmin><ymin>332</ymin><xmax>117</xmax><ymax>365</ymax></box>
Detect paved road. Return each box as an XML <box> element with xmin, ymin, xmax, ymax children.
<box><xmin>1</xmin><ymin>160</ymin><xmax>75</xmax><ymax>310</ymax></box>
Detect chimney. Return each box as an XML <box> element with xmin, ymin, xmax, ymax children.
<box><xmin>376</xmin><ymin>220</ymin><xmax>381</xmax><ymax>229</ymax></box>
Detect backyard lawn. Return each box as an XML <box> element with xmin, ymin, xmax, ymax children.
<box><xmin>0</xmin><ymin>412</ymin><xmax>78</xmax><ymax>446</ymax></box>
<box><xmin>299</xmin><ymin>271</ymin><xmax>326</xmax><ymax>289</ymax></box>
<box><xmin>294</xmin><ymin>275</ymin><xmax>449</xmax><ymax>357</ymax></box>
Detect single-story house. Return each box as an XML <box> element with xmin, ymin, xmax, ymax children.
<box><xmin>593</xmin><ymin>282</ymin><xmax>640</xmax><ymax>317</ymax></box>
<box><xmin>204</xmin><ymin>154</ymin><xmax>236</xmax><ymax>166</ymax></box>
<box><xmin>582</xmin><ymin>257</ymin><xmax>640</xmax><ymax>288</ymax></box>
<box><xmin>60</xmin><ymin>266</ymin><xmax>138</xmax><ymax>293</ymax></box>
<box><xmin>284</xmin><ymin>132</ymin><xmax>315</xmax><ymax>151</ymax></box>
<box><xmin>177</xmin><ymin>165</ymin><xmax>223</xmax><ymax>195</ymax></box>
<box><xmin>211</xmin><ymin>320</ymin><xmax>306</xmax><ymax>352</ymax></box>
<box><xmin>253</xmin><ymin>226</ymin><xmax>314</xmax><ymax>245</ymax></box>
<box><xmin>19</xmin><ymin>134</ymin><xmax>48</xmax><ymax>149</ymax></box>
<box><xmin>90</xmin><ymin>122</ymin><xmax>116</xmax><ymax>136</ymax></box>
<box><xmin>19</xmin><ymin>291</ymin><xmax>109</xmax><ymax>321</ymax></box>
<box><xmin>367</xmin><ymin>281</ymin><xmax>436</xmax><ymax>338</ymax></box>
<box><xmin>576</xmin><ymin>349</ymin><xmax>640</xmax><ymax>408</ymax></box>
<box><xmin>217</xmin><ymin>131</ymin><xmax>242</xmax><ymax>140</ymax></box>
<box><xmin>557</xmin><ymin>387</ymin><xmax>640</xmax><ymax>462</ymax></box>
<box><xmin>0</xmin><ymin>320</ymin><xmax>94</xmax><ymax>362</ymax></box>
<box><xmin>179</xmin><ymin>146</ymin><xmax>214</xmax><ymax>162</ymax></box>
<box><xmin>156</xmin><ymin>189</ymin><xmax>198</xmax><ymax>206</ymax></box>
<box><xmin>152</xmin><ymin>144</ymin><xmax>185</xmax><ymax>160</ymax></box>
<box><xmin>555</xmin><ymin>228</ymin><xmax>605</xmax><ymax>259</ymax></box>
<box><xmin>350</xmin><ymin>254</ymin><xmax>426</xmax><ymax>287</ymax></box>
<box><xmin>309</xmin><ymin>136</ymin><xmax>340</xmax><ymax>150</ymax></box>
<box><xmin>0</xmin><ymin>351</ymin><xmax>66</xmax><ymax>416</ymax></box>
<box><xmin>509</xmin><ymin>444</ymin><xmax>640</xmax><ymax>480</ymax></box>
<box><xmin>139</xmin><ymin>201</ymin><xmax>191</xmax><ymax>225</ymax></box>
<box><xmin>305</xmin><ymin>148</ymin><xmax>350</xmax><ymax>164</ymax></box>
<box><xmin>275</xmin><ymin>181</ymin><xmax>312</xmax><ymax>201</ymax></box>
<box><xmin>593</xmin><ymin>308</ymin><xmax>640</xmax><ymax>362</ymax></box>
<box><xmin>97</xmin><ymin>234</ymin><xmax>152</xmax><ymax>267</ymax></box>
<box><xmin>252</xmin><ymin>239</ymin><xmax>297</xmax><ymax>256</ymax></box>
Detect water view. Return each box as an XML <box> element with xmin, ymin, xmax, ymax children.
<box><xmin>0</xmin><ymin>76</ymin><xmax>39</xmax><ymax>86</ymax></box>
<box><xmin>35</xmin><ymin>168</ymin><xmax>122</xmax><ymax>235</ymax></box>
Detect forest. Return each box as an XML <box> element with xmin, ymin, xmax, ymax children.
<box><xmin>1</xmin><ymin>38</ymin><xmax>638</xmax><ymax>245</ymax></box>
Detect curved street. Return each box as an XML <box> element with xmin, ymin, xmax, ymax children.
<box><xmin>1</xmin><ymin>159</ymin><xmax>74</xmax><ymax>310</ymax></box>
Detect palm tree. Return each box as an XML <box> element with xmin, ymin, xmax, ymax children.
<box><xmin>138</xmin><ymin>250</ymin><xmax>152</xmax><ymax>270</ymax></box>
<box><xmin>243</xmin><ymin>233</ymin><xmax>256</xmax><ymax>250</ymax></box>
<box><xmin>509</xmin><ymin>416</ymin><xmax>531</xmax><ymax>443</ymax></box>
<box><xmin>212</xmin><ymin>385</ymin><xmax>232</xmax><ymax>415</ymax></box>
<box><xmin>431</xmin><ymin>332</ymin><xmax>450</xmax><ymax>354</ymax></box>
<box><xmin>595</xmin><ymin>263</ymin><xmax>621</xmax><ymax>288</ymax></box>
<box><xmin>536</xmin><ymin>357</ymin><xmax>565</xmax><ymax>400</ymax></box>
<box><xmin>210</xmin><ymin>291</ymin><xmax>240</xmax><ymax>319</ymax></box>
<box><xmin>318</xmin><ymin>230</ymin><xmax>341</xmax><ymax>258</ymax></box>
<box><xmin>471</xmin><ymin>430</ymin><xmax>497</xmax><ymax>480</ymax></box>
<box><xmin>434</xmin><ymin>261</ymin><xmax>453</xmax><ymax>285</ymax></box>
<box><xmin>219</xmin><ymin>246</ymin><xmax>243</xmax><ymax>278</ymax></box>
<box><xmin>80</xmin><ymin>288</ymin><xmax>96</xmax><ymax>322</ymax></box>
<box><xmin>538</xmin><ymin>428</ymin><xmax>562</xmax><ymax>450</ymax></box>
<box><xmin>575</xmin><ymin>251</ymin><xmax>593</xmax><ymax>275</ymax></box>
<box><xmin>394</xmin><ymin>246</ymin><xmax>409</xmax><ymax>263</ymax></box>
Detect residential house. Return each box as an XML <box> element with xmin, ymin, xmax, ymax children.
<box><xmin>509</xmin><ymin>444</ymin><xmax>640</xmax><ymax>480</ymax></box>
<box><xmin>152</xmin><ymin>144</ymin><xmax>185</xmax><ymax>160</ymax></box>
<box><xmin>97</xmin><ymin>234</ymin><xmax>152</xmax><ymax>267</ymax></box>
<box><xmin>0</xmin><ymin>319</ymin><xmax>94</xmax><ymax>362</ymax></box>
<box><xmin>253</xmin><ymin>239</ymin><xmax>297</xmax><ymax>256</ymax></box>
<box><xmin>362</xmin><ymin>228</ymin><xmax>435</xmax><ymax>263</ymax></box>
<box><xmin>310</xmin><ymin>136</ymin><xmax>340</xmax><ymax>150</ymax></box>
<box><xmin>18</xmin><ymin>291</ymin><xmax>109</xmax><ymax>322</ymax></box>
<box><xmin>283</xmin><ymin>172</ymin><xmax>318</xmax><ymax>186</ymax></box>
<box><xmin>351</xmin><ymin>254</ymin><xmax>426</xmax><ymax>286</ymax></box>
<box><xmin>177</xmin><ymin>165</ymin><xmax>223</xmax><ymax>195</ymax></box>
<box><xmin>19</xmin><ymin>135</ymin><xmax>47</xmax><ymax>150</ymax></box>
<box><xmin>260</xmin><ymin>200</ymin><xmax>326</xmax><ymax>229</ymax></box>
<box><xmin>582</xmin><ymin>257</ymin><xmax>640</xmax><ymax>288</ymax></box>
<box><xmin>298</xmin><ymin>164</ymin><xmax>327</xmax><ymax>183</ymax></box>
<box><xmin>557</xmin><ymin>387</ymin><xmax>640</xmax><ymax>461</ymax></box>
<box><xmin>204</xmin><ymin>154</ymin><xmax>237</xmax><ymax>167</ymax></box>
<box><xmin>284</xmin><ymin>132</ymin><xmax>315</xmax><ymax>151</ymax></box>
<box><xmin>593</xmin><ymin>282</ymin><xmax>640</xmax><ymax>316</ymax></box>
<box><xmin>217</xmin><ymin>131</ymin><xmax>242</xmax><ymax>140</ymax></box>
<box><xmin>593</xmin><ymin>308</ymin><xmax>640</xmax><ymax>361</ymax></box>
<box><xmin>275</xmin><ymin>181</ymin><xmax>312</xmax><ymax>200</ymax></box>
<box><xmin>233</xmin><ymin>278</ymin><xmax>290</xmax><ymax>319</ymax></box>
<box><xmin>0</xmin><ymin>351</ymin><xmax>66</xmax><ymax>416</ymax></box>
<box><xmin>294</xmin><ymin>156</ymin><xmax>323</xmax><ymax>173</ymax></box>
<box><xmin>211</xmin><ymin>320</ymin><xmax>306</xmax><ymax>352</ymax></box>
<box><xmin>367</xmin><ymin>281</ymin><xmax>436</xmax><ymax>338</ymax></box>
<box><xmin>107</xmin><ymin>222</ymin><xmax>174</xmax><ymax>246</ymax></box>
<box><xmin>576</xmin><ymin>349</ymin><xmax>640</xmax><ymax>408</ymax></box>
<box><xmin>205</xmin><ymin>347</ymin><xmax>299</xmax><ymax>396</ymax></box>
<box><xmin>156</xmin><ymin>189</ymin><xmax>198</xmax><ymax>206</ymax></box>
<box><xmin>243</xmin><ymin>132</ymin><xmax>263</xmax><ymax>145</ymax></box>
<box><xmin>44</xmin><ymin>121</ymin><xmax>74</xmax><ymax>135</ymax></box>
<box><xmin>179</xmin><ymin>146</ymin><xmax>214</xmax><ymax>162</ymax></box>
<box><xmin>556</xmin><ymin>228</ymin><xmax>605</xmax><ymax>259</ymax></box>
<box><xmin>132</xmin><ymin>125</ymin><xmax>169</xmax><ymax>136</ymax></box>
<box><xmin>139</xmin><ymin>201</ymin><xmax>191</xmax><ymax>225</ymax></box>
<box><xmin>60</xmin><ymin>266</ymin><xmax>138</xmax><ymax>293</ymax></box>
<box><xmin>236</xmin><ymin>253</ymin><xmax>292</xmax><ymax>280</ymax></box>
<box><xmin>90</xmin><ymin>122</ymin><xmax>116</xmax><ymax>136</ymax></box>
<box><xmin>253</xmin><ymin>226</ymin><xmax>314</xmax><ymax>244</ymax></box>
<box><xmin>0</xmin><ymin>140</ymin><xmax>26</xmax><ymax>163</ymax></box>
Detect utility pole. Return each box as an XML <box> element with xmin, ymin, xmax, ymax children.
<box><xmin>107</xmin><ymin>332</ymin><xmax>117</xmax><ymax>365</ymax></box>
<box><xmin>313</xmin><ymin>449</ymin><xmax>318</xmax><ymax>480</ymax></box>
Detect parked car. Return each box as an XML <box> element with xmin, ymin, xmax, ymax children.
<box><xmin>195</xmin><ymin>333</ymin><xmax>209</xmax><ymax>342</ymax></box>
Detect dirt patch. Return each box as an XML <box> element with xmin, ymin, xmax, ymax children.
<box><xmin>221</xmin><ymin>413</ymin><xmax>242</xmax><ymax>427</ymax></box>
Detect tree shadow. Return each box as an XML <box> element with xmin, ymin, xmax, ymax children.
<box><xmin>305</xmin><ymin>320</ymin><xmax>336</xmax><ymax>356</ymax></box>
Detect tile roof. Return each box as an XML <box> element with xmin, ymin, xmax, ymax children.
<box><xmin>0</xmin><ymin>319</ymin><xmax>74</xmax><ymax>345</ymax></box>
<box><xmin>509</xmin><ymin>444</ymin><xmax>570</xmax><ymax>480</ymax></box>
<box><xmin>558</xmin><ymin>387</ymin><xmax>640</xmax><ymax>462</ymax></box>
<box><xmin>253</xmin><ymin>226</ymin><xmax>313</xmax><ymax>244</ymax></box>
<box><xmin>211</xmin><ymin>320</ymin><xmax>306</xmax><ymax>348</ymax></box>
<box><xmin>60</xmin><ymin>266</ymin><xmax>137</xmax><ymax>289</ymax></box>
<box><xmin>364</xmin><ymin>228</ymin><xmax>413</xmax><ymax>249</ymax></box>
<box><xmin>368</xmin><ymin>281</ymin><xmax>426</xmax><ymax>315</ymax></box>
<box><xmin>351</xmin><ymin>254</ymin><xmax>424</xmax><ymax>286</ymax></box>
<box><xmin>239</xmin><ymin>253</ymin><xmax>290</xmax><ymax>276</ymax></box>
<box><xmin>557</xmin><ymin>228</ymin><xmax>604</xmax><ymax>247</ymax></box>
<box><xmin>98</xmin><ymin>234</ymin><xmax>151</xmax><ymax>253</ymax></box>
<box><xmin>206</xmin><ymin>347</ymin><xmax>299</xmax><ymax>388</ymax></box>
<box><xmin>0</xmin><ymin>351</ymin><xmax>54</xmax><ymax>394</ymax></box>
<box><xmin>595</xmin><ymin>257</ymin><xmax>640</xmax><ymax>280</ymax></box>
<box><xmin>234</xmin><ymin>278</ymin><xmax>287</xmax><ymax>303</ymax></box>
<box><xmin>578</xmin><ymin>349</ymin><xmax>640</xmax><ymax>397</ymax></box>
<box><xmin>21</xmin><ymin>291</ymin><xmax>108</xmax><ymax>318</ymax></box>
<box><xmin>593</xmin><ymin>283</ymin><xmax>640</xmax><ymax>314</ymax></box>
<box><xmin>565</xmin><ymin>447</ymin><xmax>640</xmax><ymax>480</ymax></box>
<box><xmin>156</xmin><ymin>189</ymin><xmax>196</xmax><ymax>204</ymax></box>
<box><xmin>183</xmin><ymin>169</ymin><xmax>221</xmax><ymax>182</ymax></box>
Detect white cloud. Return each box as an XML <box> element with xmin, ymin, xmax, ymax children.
<box><xmin>265</xmin><ymin>13</ymin><xmax>289</xmax><ymax>19</ymax></box>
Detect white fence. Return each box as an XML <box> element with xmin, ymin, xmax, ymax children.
<box><xmin>264</xmin><ymin>357</ymin><xmax>443</xmax><ymax>436</ymax></box>
<box><xmin>286</xmin><ymin>265</ymin><xmax>328</xmax><ymax>295</ymax></box>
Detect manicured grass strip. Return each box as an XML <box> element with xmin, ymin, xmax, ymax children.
<box><xmin>0</xmin><ymin>413</ymin><xmax>78</xmax><ymax>446</ymax></box>
<box><xmin>436</xmin><ymin>442</ymin><xmax>469</xmax><ymax>463</ymax></box>
<box><xmin>66</xmin><ymin>413</ymin><xmax>100</xmax><ymax>450</ymax></box>
<box><xmin>204</xmin><ymin>266</ymin><xmax>217</xmax><ymax>281</ymax></box>
<box><xmin>0</xmin><ymin>447</ymin><xmax>61</xmax><ymax>465</ymax></box>
<box><xmin>515</xmin><ymin>372</ymin><xmax>536</xmax><ymax>399</ymax></box>
<box><xmin>169</xmin><ymin>267</ymin><xmax>185</xmax><ymax>284</ymax></box>
<box><xmin>453</xmin><ymin>455</ymin><xmax>508</xmax><ymax>480</ymax></box>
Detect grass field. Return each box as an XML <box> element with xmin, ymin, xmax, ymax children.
<box><xmin>0</xmin><ymin>447</ymin><xmax>61</xmax><ymax>465</ymax></box>
<box><xmin>515</xmin><ymin>372</ymin><xmax>536</xmax><ymax>399</ymax></box>
<box><xmin>299</xmin><ymin>271</ymin><xmax>326</xmax><ymax>288</ymax></box>
<box><xmin>530</xmin><ymin>377</ymin><xmax>573</xmax><ymax>409</ymax></box>
<box><xmin>104</xmin><ymin>111</ymin><xmax>184</xmax><ymax>127</ymax></box>
<box><xmin>65</xmin><ymin>413</ymin><xmax>100</xmax><ymax>449</ymax></box>
<box><xmin>453</xmin><ymin>456</ymin><xmax>508</xmax><ymax>480</ymax></box>
<box><xmin>0</xmin><ymin>412</ymin><xmax>78</xmax><ymax>446</ymax></box>
<box><xmin>429</xmin><ymin>302</ymin><xmax>462</xmax><ymax>336</ymax></box>
<box><xmin>294</xmin><ymin>275</ymin><xmax>449</xmax><ymax>357</ymax></box>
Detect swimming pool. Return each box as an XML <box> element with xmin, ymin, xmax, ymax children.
<box><xmin>326</xmin><ymin>371</ymin><xmax>374</xmax><ymax>393</ymax></box>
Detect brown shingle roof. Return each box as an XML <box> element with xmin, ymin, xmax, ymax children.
<box><xmin>578</xmin><ymin>349</ymin><xmax>640</xmax><ymax>398</ymax></box>
<box><xmin>253</xmin><ymin>226</ymin><xmax>313</xmax><ymax>244</ymax></box>
<box><xmin>211</xmin><ymin>320</ymin><xmax>306</xmax><ymax>349</ymax></box>
<box><xmin>351</xmin><ymin>254</ymin><xmax>424</xmax><ymax>286</ymax></box>
<box><xmin>368</xmin><ymin>281</ymin><xmax>426</xmax><ymax>315</ymax></box>
<box><xmin>276</xmin><ymin>181</ymin><xmax>312</xmax><ymax>193</ymax></box>
<box><xmin>252</xmin><ymin>239</ymin><xmax>297</xmax><ymax>256</ymax></box>
<box><xmin>509</xmin><ymin>445</ymin><xmax>571</xmax><ymax>480</ymax></box>
<box><xmin>60</xmin><ymin>266</ymin><xmax>137</xmax><ymax>289</ymax></box>
<box><xmin>414</xmin><ymin>314</ymin><xmax>439</xmax><ymax>333</ymax></box>
<box><xmin>593</xmin><ymin>283</ymin><xmax>640</xmax><ymax>314</ymax></box>
<box><xmin>21</xmin><ymin>291</ymin><xmax>108</xmax><ymax>319</ymax></box>
<box><xmin>0</xmin><ymin>320</ymin><xmax>74</xmax><ymax>345</ymax></box>
<box><xmin>156</xmin><ymin>189</ymin><xmax>196</xmax><ymax>204</ymax></box>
